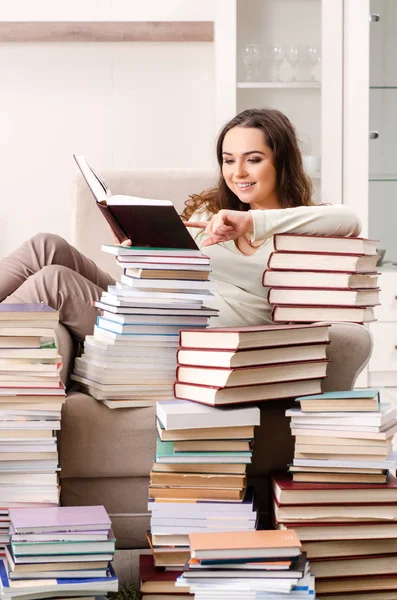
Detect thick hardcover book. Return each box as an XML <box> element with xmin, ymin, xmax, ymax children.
<box><xmin>267</xmin><ymin>251</ymin><xmax>379</xmax><ymax>273</ymax></box>
<box><xmin>179</xmin><ymin>323</ymin><xmax>330</xmax><ymax>350</ymax></box>
<box><xmin>272</xmin><ymin>472</ymin><xmax>397</xmax><ymax>505</ymax></box>
<box><xmin>267</xmin><ymin>287</ymin><xmax>380</xmax><ymax>307</ymax></box>
<box><xmin>262</xmin><ymin>269</ymin><xmax>380</xmax><ymax>290</ymax></box>
<box><xmin>174</xmin><ymin>378</ymin><xmax>323</xmax><ymax>407</ymax></box>
<box><xmin>273</xmin><ymin>233</ymin><xmax>378</xmax><ymax>256</ymax></box>
<box><xmin>271</xmin><ymin>304</ymin><xmax>376</xmax><ymax>324</ymax></box>
<box><xmin>176</xmin><ymin>360</ymin><xmax>329</xmax><ymax>388</ymax></box>
<box><xmin>74</xmin><ymin>154</ymin><xmax>198</xmax><ymax>250</ymax></box>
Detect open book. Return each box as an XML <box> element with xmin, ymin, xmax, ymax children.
<box><xmin>73</xmin><ymin>155</ymin><xmax>199</xmax><ymax>250</ymax></box>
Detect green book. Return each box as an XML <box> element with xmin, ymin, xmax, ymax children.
<box><xmin>295</xmin><ymin>389</ymin><xmax>379</xmax><ymax>402</ymax></box>
<box><xmin>155</xmin><ymin>439</ymin><xmax>252</xmax><ymax>464</ymax></box>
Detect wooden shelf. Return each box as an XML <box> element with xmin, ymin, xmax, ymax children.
<box><xmin>0</xmin><ymin>22</ymin><xmax>214</xmax><ymax>43</ymax></box>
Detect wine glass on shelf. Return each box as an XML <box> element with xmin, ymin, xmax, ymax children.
<box><xmin>241</xmin><ymin>44</ymin><xmax>261</xmax><ymax>82</ymax></box>
<box><xmin>269</xmin><ymin>45</ymin><xmax>284</xmax><ymax>82</ymax></box>
<box><xmin>284</xmin><ymin>45</ymin><xmax>299</xmax><ymax>82</ymax></box>
<box><xmin>305</xmin><ymin>45</ymin><xmax>320</xmax><ymax>82</ymax></box>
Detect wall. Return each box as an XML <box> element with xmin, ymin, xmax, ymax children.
<box><xmin>0</xmin><ymin>1</ymin><xmax>216</xmax><ymax>257</ymax></box>
<box><xmin>368</xmin><ymin>0</ymin><xmax>397</xmax><ymax>262</ymax></box>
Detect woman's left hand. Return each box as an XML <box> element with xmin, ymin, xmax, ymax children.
<box><xmin>184</xmin><ymin>209</ymin><xmax>254</xmax><ymax>247</ymax></box>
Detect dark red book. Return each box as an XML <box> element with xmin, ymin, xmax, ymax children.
<box><xmin>139</xmin><ymin>554</ymin><xmax>191</xmax><ymax>595</ymax></box>
<box><xmin>272</xmin><ymin>472</ymin><xmax>397</xmax><ymax>505</ymax></box>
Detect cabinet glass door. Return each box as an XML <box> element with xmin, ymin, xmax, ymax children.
<box><xmin>369</xmin><ymin>0</ymin><xmax>397</xmax><ymax>264</ymax></box>
<box><xmin>236</xmin><ymin>0</ymin><xmax>322</xmax><ymax>200</ymax></box>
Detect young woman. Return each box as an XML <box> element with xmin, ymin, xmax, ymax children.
<box><xmin>0</xmin><ymin>108</ymin><xmax>360</xmax><ymax>339</ymax></box>
<box><xmin>181</xmin><ymin>108</ymin><xmax>360</xmax><ymax>326</ymax></box>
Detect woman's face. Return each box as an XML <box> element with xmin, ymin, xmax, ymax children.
<box><xmin>221</xmin><ymin>126</ymin><xmax>279</xmax><ymax>210</ymax></box>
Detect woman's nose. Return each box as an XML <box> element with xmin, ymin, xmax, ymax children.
<box><xmin>234</xmin><ymin>161</ymin><xmax>248</xmax><ymax>177</ymax></box>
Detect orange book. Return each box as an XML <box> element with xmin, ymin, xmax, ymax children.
<box><xmin>189</xmin><ymin>529</ymin><xmax>301</xmax><ymax>560</ymax></box>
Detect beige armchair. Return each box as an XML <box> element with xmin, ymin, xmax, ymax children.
<box><xmin>56</xmin><ymin>170</ymin><xmax>373</xmax><ymax>548</ymax></box>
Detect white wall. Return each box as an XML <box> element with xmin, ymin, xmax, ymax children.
<box><xmin>0</xmin><ymin>1</ymin><xmax>216</xmax><ymax>257</ymax></box>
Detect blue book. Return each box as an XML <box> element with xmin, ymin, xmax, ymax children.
<box><xmin>0</xmin><ymin>559</ymin><xmax>118</xmax><ymax>591</ymax></box>
<box><xmin>295</xmin><ymin>390</ymin><xmax>380</xmax><ymax>401</ymax></box>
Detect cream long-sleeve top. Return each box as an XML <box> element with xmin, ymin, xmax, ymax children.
<box><xmin>186</xmin><ymin>204</ymin><xmax>361</xmax><ymax>327</ymax></box>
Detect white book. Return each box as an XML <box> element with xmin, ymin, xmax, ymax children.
<box><xmin>95</xmin><ymin>301</ymin><xmax>218</xmax><ymax>316</ymax></box>
<box><xmin>100</xmin><ymin>294</ymin><xmax>205</xmax><ymax>309</ymax></box>
<box><xmin>117</xmin><ymin>261</ymin><xmax>211</xmax><ymax>271</ymax></box>
<box><xmin>120</xmin><ymin>274</ymin><xmax>216</xmax><ymax>291</ymax></box>
<box><xmin>293</xmin><ymin>451</ymin><xmax>397</xmax><ymax>470</ymax></box>
<box><xmin>85</xmin><ymin>335</ymin><xmax>178</xmax><ymax>351</ymax></box>
<box><xmin>96</xmin><ymin>317</ymin><xmax>200</xmax><ymax>336</ymax></box>
<box><xmin>286</xmin><ymin>404</ymin><xmax>395</xmax><ymax>426</ymax></box>
<box><xmin>111</xmin><ymin>284</ymin><xmax>214</xmax><ymax>302</ymax></box>
<box><xmin>156</xmin><ymin>400</ymin><xmax>260</xmax><ymax>430</ymax></box>
<box><xmin>77</xmin><ymin>356</ymin><xmax>176</xmax><ymax>371</ymax></box>
<box><xmin>102</xmin><ymin>244</ymin><xmax>205</xmax><ymax>258</ymax></box>
<box><xmin>102</xmin><ymin>399</ymin><xmax>156</xmax><ymax>409</ymax></box>
<box><xmin>98</xmin><ymin>311</ymin><xmax>209</xmax><ymax>326</ymax></box>
<box><xmin>93</xmin><ymin>325</ymin><xmax>180</xmax><ymax>343</ymax></box>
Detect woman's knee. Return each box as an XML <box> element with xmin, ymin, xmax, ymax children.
<box><xmin>30</xmin><ymin>232</ymin><xmax>69</xmax><ymax>250</ymax></box>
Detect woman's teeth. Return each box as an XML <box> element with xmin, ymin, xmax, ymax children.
<box><xmin>237</xmin><ymin>183</ymin><xmax>254</xmax><ymax>188</ymax></box>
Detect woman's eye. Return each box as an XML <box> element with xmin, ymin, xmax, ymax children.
<box><xmin>248</xmin><ymin>158</ymin><xmax>261</xmax><ymax>163</ymax></box>
<box><xmin>223</xmin><ymin>159</ymin><xmax>234</xmax><ymax>164</ymax></box>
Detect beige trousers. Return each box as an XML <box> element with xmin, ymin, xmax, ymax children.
<box><xmin>0</xmin><ymin>233</ymin><xmax>115</xmax><ymax>341</ymax></box>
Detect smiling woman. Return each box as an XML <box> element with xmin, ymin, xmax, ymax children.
<box><xmin>181</xmin><ymin>107</ymin><xmax>361</xmax><ymax>327</ymax></box>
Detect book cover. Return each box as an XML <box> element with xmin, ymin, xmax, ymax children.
<box><xmin>295</xmin><ymin>390</ymin><xmax>380</xmax><ymax>401</ymax></box>
<box><xmin>74</xmin><ymin>155</ymin><xmax>198</xmax><ymax>250</ymax></box>
<box><xmin>273</xmin><ymin>233</ymin><xmax>378</xmax><ymax>255</ymax></box>
<box><xmin>189</xmin><ymin>530</ymin><xmax>301</xmax><ymax>557</ymax></box>
<box><xmin>9</xmin><ymin>505</ymin><xmax>111</xmax><ymax>533</ymax></box>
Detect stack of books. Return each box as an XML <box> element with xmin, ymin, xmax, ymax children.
<box><xmin>71</xmin><ymin>245</ymin><xmax>218</xmax><ymax>409</ymax></box>
<box><xmin>147</xmin><ymin>399</ymin><xmax>260</xmax><ymax>569</ymax></box>
<box><xmin>0</xmin><ymin>505</ymin><xmax>118</xmax><ymax>599</ymax></box>
<box><xmin>176</xmin><ymin>530</ymin><xmax>315</xmax><ymax>599</ymax></box>
<box><xmin>273</xmin><ymin>389</ymin><xmax>397</xmax><ymax>599</ymax></box>
<box><xmin>174</xmin><ymin>323</ymin><xmax>331</xmax><ymax>406</ymax></box>
<box><xmin>0</xmin><ymin>304</ymin><xmax>65</xmax><ymax>548</ymax></box>
<box><xmin>263</xmin><ymin>233</ymin><xmax>380</xmax><ymax>323</ymax></box>
<box><xmin>139</xmin><ymin>554</ymin><xmax>192</xmax><ymax>600</ymax></box>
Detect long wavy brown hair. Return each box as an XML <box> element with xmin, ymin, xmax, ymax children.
<box><xmin>181</xmin><ymin>108</ymin><xmax>313</xmax><ymax>220</ymax></box>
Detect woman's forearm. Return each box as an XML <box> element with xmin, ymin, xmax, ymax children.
<box><xmin>250</xmin><ymin>205</ymin><xmax>362</xmax><ymax>242</ymax></box>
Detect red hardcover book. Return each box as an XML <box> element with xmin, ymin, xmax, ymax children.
<box><xmin>173</xmin><ymin>377</ymin><xmax>324</xmax><ymax>407</ymax></box>
<box><xmin>272</xmin><ymin>233</ymin><xmax>378</xmax><ymax>255</ymax></box>
<box><xmin>272</xmin><ymin>472</ymin><xmax>397</xmax><ymax>505</ymax></box>
<box><xmin>267</xmin><ymin>251</ymin><xmax>378</xmax><ymax>273</ymax></box>
<box><xmin>175</xmin><ymin>360</ymin><xmax>329</xmax><ymax>388</ymax></box>
<box><xmin>271</xmin><ymin>304</ymin><xmax>376</xmax><ymax>324</ymax></box>
<box><xmin>262</xmin><ymin>269</ymin><xmax>380</xmax><ymax>290</ymax></box>
<box><xmin>139</xmin><ymin>554</ymin><xmax>191</xmax><ymax>595</ymax></box>
<box><xmin>267</xmin><ymin>287</ymin><xmax>380</xmax><ymax>307</ymax></box>
<box><xmin>178</xmin><ymin>323</ymin><xmax>330</xmax><ymax>350</ymax></box>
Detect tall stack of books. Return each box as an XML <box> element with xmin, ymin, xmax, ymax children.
<box><xmin>71</xmin><ymin>245</ymin><xmax>218</xmax><ymax>409</ymax></box>
<box><xmin>1</xmin><ymin>505</ymin><xmax>118</xmax><ymax>599</ymax></box>
<box><xmin>0</xmin><ymin>304</ymin><xmax>65</xmax><ymax>549</ymax></box>
<box><xmin>273</xmin><ymin>389</ymin><xmax>397</xmax><ymax>599</ymax></box>
<box><xmin>263</xmin><ymin>233</ymin><xmax>380</xmax><ymax>323</ymax></box>
<box><xmin>176</xmin><ymin>530</ymin><xmax>315</xmax><ymax>599</ymax></box>
<box><xmin>147</xmin><ymin>399</ymin><xmax>260</xmax><ymax>570</ymax></box>
<box><xmin>174</xmin><ymin>323</ymin><xmax>331</xmax><ymax>406</ymax></box>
